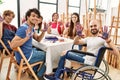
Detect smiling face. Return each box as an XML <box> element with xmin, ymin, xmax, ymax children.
<box><xmin>4</xmin><ymin>14</ymin><xmax>14</xmax><ymax>23</ymax></box>
<box><xmin>25</xmin><ymin>8</ymin><xmax>40</xmax><ymax>27</ymax></box>
<box><xmin>27</xmin><ymin>12</ymin><xmax>39</xmax><ymax>27</ymax></box>
<box><xmin>52</xmin><ymin>13</ymin><xmax>59</xmax><ymax>22</ymax></box>
<box><xmin>71</xmin><ymin>14</ymin><xmax>78</xmax><ymax>24</ymax></box>
<box><xmin>3</xmin><ymin>10</ymin><xmax>15</xmax><ymax>24</ymax></box>
<box><xmin>89</xmin><ymin>20</ymin><xmax>99</xmax><ymax>35</ymax></box>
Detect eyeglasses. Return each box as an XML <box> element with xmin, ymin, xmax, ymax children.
<box><xmin>90</xmin><ymin>25</ymin><xmax>97</xmax><ymax>28</ymax></box>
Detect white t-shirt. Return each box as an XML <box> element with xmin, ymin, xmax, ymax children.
<box><xmin>81</xmin><ymin>37</ymin><xmax>107</xmax><ymax>65</ymax></box>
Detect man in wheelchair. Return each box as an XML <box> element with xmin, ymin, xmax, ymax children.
<box><xmin>45</xmin><ymin>19</ymin><xmax>119</xmax><ymax>80</ymax></box>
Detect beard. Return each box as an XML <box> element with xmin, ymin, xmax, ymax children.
<box><xmin>91</xmin><ymin>29</ymin><xmax>99</xmax><ymax>35</ymax></box>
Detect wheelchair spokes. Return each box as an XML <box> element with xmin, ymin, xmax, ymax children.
<box><xmin>72</xmin><ymin>66</ymin><xmax>111</xmax><ymax>80</ymax></box>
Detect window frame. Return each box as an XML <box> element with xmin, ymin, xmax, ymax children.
<box><xmin>68</xmin><ymin>0</ymin><xmax>81</xmax><ymax>15</ymax></box>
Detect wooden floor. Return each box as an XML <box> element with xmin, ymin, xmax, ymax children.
<box><xmin>0</xmin><ymin>58</ymin><xmax>120</xmax><ymax>80</ymax></box>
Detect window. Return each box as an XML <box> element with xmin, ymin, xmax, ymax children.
<box><xmin>89</xmin><ymin>0</ymin><xmax>108</xmax><ymax>10</ymax></box>
<box><xmin>0</xmin><ymin>0</ymin><xmax>18</xmax><ymax>27</ymax></box>
<box><xmin>39</xmin><ymin>0</ymin><xmax>56</xmax><ymax>3</ymax></box>
<box><xmin>39</xmin><ymin>0</ymin><xmax>58</xmax><ymax>21</ymax></box>
<box><xmin>68</xmin><ymin>0</ymin><xmax>81</xmax><ymax>14</ymax></box>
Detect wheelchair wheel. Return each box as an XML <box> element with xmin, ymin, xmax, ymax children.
<box><xmin>101</xmin><ymin>59</ymin><xmax>109</xmax><ymax>75</ymax></box>
<box><xmin>72</xmin><ymin>66</ymin><xmax>111</xmax><ymax>80</ymax></box>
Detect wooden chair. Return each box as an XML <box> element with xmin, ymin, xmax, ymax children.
<box><xmin>0</xmin><ymin>39</ymin><xmax>11</xmax><ymax>72</ymax></box>
<box><xmin>0</xmin><ymin>22</ymin><xmax>10</xmax><ymax>72</ymax></box>
<box><xmin>0</xmin><ymin>49</ymin><xmax>9</xmax><ymax>72</ymax></box>
<box><xmin>6</xmin><ymin>41</ymin><xmax>43</xmax><ymax>80</ymax></box>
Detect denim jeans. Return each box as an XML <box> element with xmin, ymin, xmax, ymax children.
<box><xmin>55</xmin><ymin>51</ymin><xmax>85</xmax><ymax>78</ymax></box>
<box><xmin>29</xmin><ymin>48</ymin><xmax>46</xmax><ymax>77</ymax></box>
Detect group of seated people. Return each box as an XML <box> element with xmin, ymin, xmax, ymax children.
<box><xmin>0</xmin><ymin>8</ymin><xmax>120</xmax><ymax>80</ymax></box>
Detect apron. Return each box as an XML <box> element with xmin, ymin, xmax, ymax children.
<box><xmin>51</xmin><ymin>22</ymin><xmax>59</xmax><ymax>35</ymax></box>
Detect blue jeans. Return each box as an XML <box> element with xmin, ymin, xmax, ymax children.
<box><xmin>29</xmin><ymin>48</ymin><xmax>46</xmax><ymax>77</ymax></box>
<box><xmin>55</xmin><ymin>51</ymin><xmax>85</xmax><ymax>78</ymax></box>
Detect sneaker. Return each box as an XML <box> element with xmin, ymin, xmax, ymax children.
<box><xmin>44</xmin><ymin>73</ymin><xmax>55</xmax><ymax>80</ymax></box>
<box><xmin>44</xmin><ymin>73</ymin><xmax>61</xmax><ymax>80</ymax></box>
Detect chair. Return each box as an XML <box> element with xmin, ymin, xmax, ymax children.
<box><xmin>0</xmin><ymin>21</ymin><xmax>13</xmax><ymax>72</ymax></box>
<box><xmin>62</xmin><ymin>46</ymin><xmax>112</xmax><ymax>80</ymax></box>
<box><xmin>0</xmin><ymin>39</ymin><xmax>11</xmax><ymax>72</ymax></box>
<box><xmin>6</xmin><ymin>41</ymin><xmax>43</xmax><ymax>80</ymax></box>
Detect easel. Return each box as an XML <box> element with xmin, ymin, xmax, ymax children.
<box><xmin>60</xmin><ymin>13</ymin><xmax>71</xmax><ymax>24</ymax></box>
<box><xmin>83</xmin><ymin>0</ymin><xmax>105</xmax><ymax>36</ymax></box>
<box><xmin>107</xmin><ymin>0</ymin><xmax>120</xmax><ymax>69</ymax></box>
<box><xmin>60</xmin><ymin>0</ymin><xmax>70</xmax><ymax>24</ymax></box>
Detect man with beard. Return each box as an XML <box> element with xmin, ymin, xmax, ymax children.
<box><xmin>45</xmin><ymin>19</ymin><xmax>119</xmax><ymax>80</ymax></box>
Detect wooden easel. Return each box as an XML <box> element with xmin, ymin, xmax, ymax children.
<box><xmin>60</xmin><ymin>0</ymin><xmax>71</xmax><ymax>24</ymax></box>
<box><xmin>107</xmin><ymin>0</ymin><xmax>120</xmax><ymax>69</ymax></box>
<box><xmin>83</xmin><ymin>0</ymin><xmax>104</xmax><ymax>37</ymax></box>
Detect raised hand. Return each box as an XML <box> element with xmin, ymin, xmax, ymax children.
<box><xmin>76</xmin><ymin>22</ymin><xmax>83</xmax><ymax>36</ymax></box>
<box><xmin>65</xmin><ymin>22</ymin><xmax>70</xmax><ymax>27</ymax></box>
<box><xmin>48</xmin><ymin>22</ymin><xmax>52</xmax><ymax>26</ymax></box>
<box><xmin>102</xmin><ymin>25</ymin><xmax>109</xmax><ymax>39</ymax></box>
<box><xmin>42</xmin><ymin>22</ymin><xmax>48</xmax><ymax>32</ymax></box>
<box><xmin>26</xmin><ymin>28</ymin><xmax>33</xmax><ymax>38</ymax></box>
<box><xmin>0</xmin><ymin>15</ymin><xmax>3</xmax><ymax>22</ymax></box>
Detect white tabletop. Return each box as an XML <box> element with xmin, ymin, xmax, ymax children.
<box><xmin>32</xmin><ymin>34</ymin><xmax>73</xmax><ymax>74</ymax></box>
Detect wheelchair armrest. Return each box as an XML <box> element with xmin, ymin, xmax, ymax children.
<box><xmin>69</xmin><ymin>49</ymin><xmax>96</xmax><ymax>57</ymax></box>
<box><xmin>72</xmin><ymin>44</ymin><xmax>87</xmax><ymax>50</ymax></box>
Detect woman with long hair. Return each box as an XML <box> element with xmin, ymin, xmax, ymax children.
<box><xmin>63</xmin><ymin>12</ymin><xmax>84</xmax><ymax>39</ymax></box>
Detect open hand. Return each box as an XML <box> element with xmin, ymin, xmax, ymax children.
<box><xmin>26</xmin><ymin>28</ymin><xmax>33</xmax><ymax>38</ymax></box>
<box><xmin>76</xmin><ymin>22</ymin><xmax>83</xmax><ymax>37</ymax></box>
<box><xmin>65</xmin><ymin>22</ymin><xmax>70</xmax><ymax>27</ymax></box>
<box><xmin>101</xmin><ymin>25</ymin><xmax>109</xmax><ymax>39</ymax></box>
<box><xmin>48</xmin><ymin>22</ymin><xmax>52</xmax><ymax>26</ymax></box>
<box><xmin>42</xmin><ymin>22</ymin><xmax>49</xmax><ymax>32</ymax></box>
<box><xmin>0</xmin><ymin>15</ymin><xmax>3</xmax><ymax>22</ymax></box>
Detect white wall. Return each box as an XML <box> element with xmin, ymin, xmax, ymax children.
<box><xmin>0</xmin><ymin>0</ymin><xmax>18</xmax><ymax>27</ymax></box>
<box><xmin>106</xmin><ymin>0</ymin><xmax>119</xmax><ymax>26</ymax></box>
<box><xmin>20</xmin><ymin>0</ymin><xmax>38</xmax><ymax>18</ymax></box>
<box><xmin>20</xmin><ymin>0</ymin><xmax>38</xmax><ymax>25</ymax></box>
<box><xmin>58</xmin><ymin>0</ymin><xmax>66</xmax><ymax>14</ymax></box>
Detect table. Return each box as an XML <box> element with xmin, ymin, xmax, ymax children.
<box><xmin>32</xmin><ymin>34</ymin><xmax>73</xmax><ymax>74</ymax></box>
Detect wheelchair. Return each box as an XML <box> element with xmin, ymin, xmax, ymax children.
<box><xmin>61</xmin><ymin>45</ymin><xmax>112</xmax><ymax>80</ymax></box>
